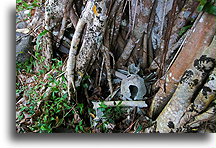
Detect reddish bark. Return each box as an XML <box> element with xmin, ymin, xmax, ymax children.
<box><xmin>149</xmin><ymin>13</ymin><xmax>216</xmax><ymax>118</ymax></box>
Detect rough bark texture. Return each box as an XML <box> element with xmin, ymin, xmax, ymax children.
<box><xmin>155</xmin><ymin>34</ymin><xmax>216</xmax><ymax>133</ymax></box>
<box><xmin>117</xmin><ymin>0</ymin><xmax>154</xmax><ymax>69</ymax></box>
<box><xmin>75</xmin><ymin>0</ymin><xmax>108</xmax><ymax>80</ymax></box>
<box><xmin>185</xmin><ymin>106</ymin><xmax>215</xmax><ymax>129</ymax></box>
<box><xmin>149</xmin><ymin>13</ymin><xmax>216</xmax><ymax>118</ymax></box>
<box><xmin>179</xmin><ymin>51</ymin><xmax>216</xmax><ymax>127</ymax></box>
<box><xmin>151</xmin><ymin>0</ymin><xmax>174</xmax><ymax>51</ymax></box>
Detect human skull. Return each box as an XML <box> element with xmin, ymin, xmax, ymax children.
<box><xmin>120</xmin><ymin>74</ymin><xmax>147</xmax><ymax>101</ymax></box>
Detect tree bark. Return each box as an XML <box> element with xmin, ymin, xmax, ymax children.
<box><xmin>149</xmin><ymin>13</ymin><xmax>216</xmax><ymax>118</ymax></box>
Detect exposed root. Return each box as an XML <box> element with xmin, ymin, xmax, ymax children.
<box><xmin>103</xmin><ymin>45</ymin><xmax>113</xmax><ymax>94</ymax></box>
<box><xmin>67</xmin><ymin>18</ymin><xmax>86</xmax><ymax>100</ymax></box>
<box><xmin>186</xmin><ymin>106</ymin><xmax>215</xmax><ymax>129</ymax></box>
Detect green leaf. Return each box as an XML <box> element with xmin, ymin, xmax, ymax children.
<box><xmin>135</xmin><ymin>125</ymin><xmax>143</xmax><ymax>133</ymax></box>
<box><xmin>178</xmin><ymin>25</ymin><xmax>192</xmax><ymax>36</ymax></box>
<box><xmin>20</xmin><ymin>106</ymin><xmax>28</xmax><ymax>112</ymax></box>
<box><xmin>197</xmin><ymin>0</ymin><xmax>207</xmax><ymax>11</ymax></box>
<box><xmin>197</xmin><ymin>4</ymin><xmax>205</xmax><ymax>11</ymax></box>
<box><xmin>98</xmin><ymin>107</ymin><xmax>106</xmax><ymax>112</ymax></box>
<box><xmin>22</xmin><ymin>2</ymin><xmax>28</xmax><ymax>8</ymax></box>
<box><xmin>99</xmin><ymin>102</ymin><xmax>107</xmax><ymax>108</ymax></box>
<box><xmin>39</xmin><ymin>30</ymin><xmax>48</xmax><ymax>37</ymax></box>
<box><xmin>75</xmin><ymin>125</ymin><xmax>79</xmax><ymax>132</ymax></box>
<box><xmin>16</xmin><ymin>0</ymin><xmax>22</xmax><ymax>3</ymax></box>
<box><xmin>82</xmin><ymin>83</ymin><xmax>89</xmax><ymax>88</ymax></box>
<box><xmin>79</xmin><ymin>120</ymin><xmax>83</xmax><ymax>126</ymax></box>
<box><xmin>116</xmin><ymin>101</ymin><xmax>122</xmax><ymax>106</ymax></box>
<box><xmin>204</xmin><ymin>3</ymin><xmax>216</xmax><ymax>15</ymax></box>
<box><xmin>17</xmin><ymin>114</ymin><xmax>24</xmax><ymax>120</ymax></box>
<box><xmin>62</xmin><ymin>93</ymin><xmax>68</xmax><ymax>99</ymax></box>
<box><xmin>38</xmin><ymin>69</ymin><xmax>45</xmax><ymax>74</ymax></box>
<box><xmin>40</xmin><ymin>125</ymin><xmax>49</xmax><ymax>131</ymax></box>
<box><xmin>32</xmin><ymin>3</ymin><xmax>39</xmax><ymax>7</ymax></box>
<box><xmin>50</xmin><ymin>117</ymin><xmax>55</xmax><ymax>121</ymax></box>
<box><xmin>83</xmin><ymin>75</ymin><xmax>90</xmax><ymax>80</ymax></box>
<box><xmin>79</xmin><ymin>126</ymin><xmax>85</xmax><ymax>132</ymax></box>
<box><xmin>198</xmin><ymin>0</ymin><xmax>207</xmax><ymax>5</ymax></box>
<box><xmin>36</xmin><ymin>30</ymin><xmax>48</xmax><ymax>50</ymax></box>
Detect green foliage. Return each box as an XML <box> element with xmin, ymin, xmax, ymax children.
<box><xmin>51</xmin><ymin>58</ymin><xmax>63</xmax><ymax>70</ymax></box>
<box><xmin>198</xmin><ymin>0</ymin><xmax>216</xmax><ymax>15</ymax></box>
<box><xmin>16</xmin><ymin>59</ymin><xmax>89</xmax><ymax>133</ymax></box>
<box><xmin>16</xmin><ymin>29</ymin><xmax>49</xmax><ymax>74</ymax></box>
<box><xmin>203</xmin><ymin>2</ymin><xmax>216</xmax><ymax>15</ymax></box>
<box><xmin>35</xmin><ymin>30</ymin><xmax>49</xmax><ymax>68</ymax></box>
<box><xmin>16</xmin><ymin>0</ymin><xmax>40</xmax><ymax>12</ymax></box>
<box><xmin>76</xmin><ymin>103</ymin><xmax>84</xmax><ymax>114</ymax></box>
<box><xmin>75</xmin><ymin>120</ymin><xmax>85</xmax><ymax>133</ymax></box>
<box><xmin>95</xmin><ymin>101</ymin><xmax>127</xmax><ymax>132</ymax></box>
<box><xmin>80</xmin><ymin>75</ymin><xmax>91</xmax><ymax>89</ymax></box>
<box><xmin>16</xmin><ymin>83</ymin><xmax>26</xmax><ymax>94</ymax></box>
<box><xmin>36</xmin><ymin>30</ymin><xmax>48</xmax><ymax>48</ymax></box>
<box><xmin>34</xmin><ymin>94</ymin><xmax>70</xmax><ymax>133</ymax></box>
<box><xmin>16</xmin><ymin>27</ymin><xmax>79</xmax><ymax>133</ymax></box>
<box><xmin>99</xmin><ymin>101</ymin><xmax>126</xmax><ymax>124</ymax></box>
<box><xmin>197</xmin><ymin>0</ymin><xmax>208</xmax><ymax>11</ymax></box>
<box><xmin>16</xmin><ymin>56</ymin><xmax>34</xmax><ymax>73</ymax></box>
<box><xmin>21</xmin><ymin>73</ymin><xmax>72</xmax><ymax>133</ymax></box>
<box><xmin>15</xmin><ymin>0</ymin><xmax>91</xmax><ymax>132</ymax></box>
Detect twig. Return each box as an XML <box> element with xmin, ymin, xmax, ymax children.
<box><xmin>98</xmin><ymin>56</ymin><xmax>105</xmax><ymax>86</ymax></box>
<box><xmin>27</xmin><ymin>51</ymin><xmax>37</xmax><ymax>60</ymax></box>
<box><xmin>124</xmin><ymin>120</ymin><xmax>136</xmax><ymax>133</ymax></box>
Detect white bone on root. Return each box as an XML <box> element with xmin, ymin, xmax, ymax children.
<box><xmin>92</xmin><ymin>101</ymin><xmax>148</xmax><ymax>109</ymax></box>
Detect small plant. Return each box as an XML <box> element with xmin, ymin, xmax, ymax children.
<box><xmin>93</xmin><ymin>101</ymin><xmax>127</xmax><ymax>132</ymax></box>
<box><xmin>16</xmin><ymin>59</ymin><xmax>91</xmax><ymax>133</ymax></box>
<box><xmin>16</xmin><ymin>29</ymin><xmax>49</xmax><ymax>74</ymax></box>
<box><xmin>75</xmin><ymin>120</ymin><xmax>85</xmax><ymax>133</ymax></box>
<box><xmin>35</xmin><ymin>30</ymin><xmax>49</xmax><ymax>69</ymax></box>
<box><xmin>99</xmin><ymin>101</ymin><xmax>126</xmax><ymax>124</ymax></box>
<box><xmin>17</xmin><ymin>73</ymin><xmax>72</xmax><ymax>133</ymax></box>
<box><xmin>16</xmin><ymin>57</ymin><xmax>78</xmax><ymax>133</ymax></box>
<box><xmin>16</xmin><ymin>56</ymin><xmax>34</xmax><ymax>73</ymax></box>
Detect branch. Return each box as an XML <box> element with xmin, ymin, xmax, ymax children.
<box><xmin>155</xmin><ymin>35</ymin><xmax>216</xmax><ymax>133</ymax></box>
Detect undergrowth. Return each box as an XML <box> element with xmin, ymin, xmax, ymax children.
<box><xmin>16</xmin><ymin>28</ymin><xmax>91</xmax><ymax>133</ymax></box>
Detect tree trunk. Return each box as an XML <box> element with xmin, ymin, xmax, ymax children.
<box><xmin>16</xmin><ymin>0</ymin><xmax>216</xmax><ymax>133</ymax></box>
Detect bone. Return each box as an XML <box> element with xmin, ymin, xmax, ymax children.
<box><xmin>92</xmin><ymin>101</ymin><xmax>148</xmax><ymax>109</ymax></box>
